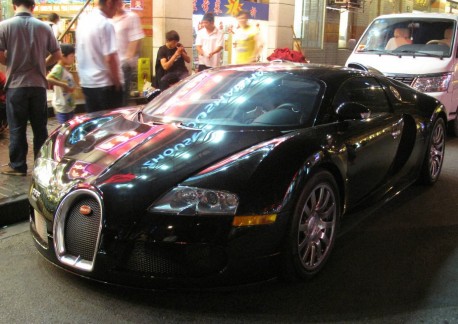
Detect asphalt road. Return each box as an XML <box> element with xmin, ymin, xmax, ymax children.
<box><xmin>1</xmin><ymin>137</ymin><xmax>458</xmax><ymax>323</ymax></box>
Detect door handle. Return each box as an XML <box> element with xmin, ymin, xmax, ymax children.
<box><xmin>391</xmin><ymin>119</ymin><xmax>404</xmax><ymax>139</ymax></box>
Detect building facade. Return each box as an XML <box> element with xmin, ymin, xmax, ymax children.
<box><xmin>1</xmin><ymin>0</ymin><xmax>455</xmax><ymax>81</ymax></box>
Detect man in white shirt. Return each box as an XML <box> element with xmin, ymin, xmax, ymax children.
<box><xmin>76</xmin><ymin>0</ymin><xmax>123</xmax><ymax>112</ymax></box>
<box><xmin>47</xmin><ymin>12</ymin><xmax>61</xmax><ymax>40</ymax></box>
<box><xmin>112</xmin><ymin>2</ymin><xmax>144</xmax><ymax>105</ymax></box>
<box><xmin>195</xmin><ymin>12</ymin><xmax>224</xmax><ymax>72</ymax></box>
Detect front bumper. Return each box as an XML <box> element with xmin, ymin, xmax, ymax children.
<box><xmin>29</xmin><ymin>193</ymin><xmax>287</xmax><ymax>289</ymax></box>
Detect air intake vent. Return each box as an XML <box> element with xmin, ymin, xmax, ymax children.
<box><xmin>65</xmin><ymin>197</ymin><xmax>101</xmax><ymax>261</ymax></box>
<box><xmin>388</xmin><ymin>75</ymin><xmax>415</xmax><ymax>86</ymax></box>
<box><xmin>54</xmin><ymin>189</ymin><xmax>103</xmax><ymax>272</ymax></box>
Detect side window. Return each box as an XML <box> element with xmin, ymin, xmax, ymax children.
<box><xmin>333</xmin><ymin>77</ymin><xmax>391</xmax><ymax>116</ymax></box>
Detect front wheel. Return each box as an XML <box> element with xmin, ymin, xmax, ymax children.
<box><xmin>419</xmin><ymin>118</ymin><xmax>445</xmax><ymax>185</ymax></box>
<box><xmin>282</xmin><ymin>170</ymin><xmax>340</xmax><ymax>280</ymax></box>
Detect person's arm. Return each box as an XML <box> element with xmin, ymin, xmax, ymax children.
<box><xmin>160</xmin><ymin>56</ymin><xmax>175</xmax><ymax>71</ymax></box>
<box><xmin>181</xmin><ymin>46</ymin><xmax>191</xmax><ymax>63</ymax></box>
<box><xmin>0</xmin><ymin>50</ymin><xmax>6</xmax><ymax>65</ymax></box>
<box><xmin>47</xmin><ymin>73</ymin><xmax>74</xmax><ymax>93</ymax></box>
<box><xmin>125</xmin><ymin>39</ymin><xmax>142</xmax><ymax>65</ymax></box>
<box><xmin>46</xmin><ymin>50</ymin><xmax>62</xmax><ymax>67</ymax></box>
<box><xmin>160</xmin><ymin>46</ymin><xmax>190</xmax><ymax>70</ymax></box>
<box><xmin>209</xmin><ymin>31</ymin><xmax>224</xmax><ymax>58</ymax></box>
<box><xmin>253</xmin><ymin>33</ymin><xmax>263</xmax><ymax>62</ymax></box>
<box><xmin>208</xmin><ymin>45</ymin><xmax>223</xmax><ymax>58</ymax></box>
<box><xmin>105</xmin><ymin>52</ymin><xmax>122</xmax><ymax>90</ymax></box>
<box><xmin>124</xmin><ymin>13</ymin><xmax>144</xmax><ymax>66</ymax></box>
<box><xmin>196</xmin><ymin>45</ymin><xmax>204</xmax><ymax>57</ymax></box>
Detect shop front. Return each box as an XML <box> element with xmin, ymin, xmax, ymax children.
<box><xmin>192</xmin><ymin>0</ymin><xmax>270</xmax><ymax>68</ymax></box>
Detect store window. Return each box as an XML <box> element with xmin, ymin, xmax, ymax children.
<box><xmin>294</xmin><ymin>0</ymin><xmax>325</xmax><ymax>49</ymax></box>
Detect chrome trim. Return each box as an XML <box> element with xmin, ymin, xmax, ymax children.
<box><xmin>30</xmin><ymin>217</ymin><xmax>49</xmax><ymax>250</ymax></box>
<box><xmin>53</xmin><ymin>189</ymin><xmax>103</xmax><ymax>272</ymax></box>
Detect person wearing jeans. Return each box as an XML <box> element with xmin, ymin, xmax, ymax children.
<box><xmin>0</xmin><ymin>0</ymin><xmax>61</xmax><ymax>176</ymax></box>
<box><xmin>6</xmin><ymin>88</ymin><xmax>48</xmax><ymax>166</ymax></box>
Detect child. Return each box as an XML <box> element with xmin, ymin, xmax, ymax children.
<box><xmin>47</xmin><ymin>43</ymin><xmax>76</xmax><ymax>124</ymax></box>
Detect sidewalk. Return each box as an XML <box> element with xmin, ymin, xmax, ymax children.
<box><xmin>0</xmin><ymin>117</ymin><xmax>60</xmax><ymax>227</ymax></box>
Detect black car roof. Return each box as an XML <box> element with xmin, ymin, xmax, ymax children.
<box><xmin>212</xmin><ymin>62</ymin><xmax>374</xmax><ymax>85</ymax></box>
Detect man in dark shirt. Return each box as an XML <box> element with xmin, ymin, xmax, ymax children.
<box><xmin>155</xmin><ymin>30</ymin><xmax>190</xmax><ymax>91</ymax></box>
<box><xmin>0</xmin><ymin>0</ymin><xmax>61</xmax><ymax>176</ymax></box>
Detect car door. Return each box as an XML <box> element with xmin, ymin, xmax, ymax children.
<box><xmin>333</xmin><ymin>76</ymin><xmax>404</xmax><ymax>206</ymax></box>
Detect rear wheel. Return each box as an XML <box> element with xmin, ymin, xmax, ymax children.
<box><xmin>282</xmin><ymin>170</ymin><xmax>340</xmax><ymax>280</ymax></box>
<box><xmin>419</xmin><ymin>118</ymin><xmax>445</xmax><ymax>184</ymax></box>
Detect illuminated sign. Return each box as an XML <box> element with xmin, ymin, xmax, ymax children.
<box><xmin>193</xmin><ymin>0</ymin><xmax>269</xmax><ymax>21</ymax></box>
<box><xmin>34</xmin><ymin>3</ymin><xmax>90</xmax><ymax>13</ymax></box>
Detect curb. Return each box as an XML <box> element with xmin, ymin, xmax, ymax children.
<box><xmin>0</xmin><ymin>194</ymin><xmax>29</xmax><ymax>227</ymax></box>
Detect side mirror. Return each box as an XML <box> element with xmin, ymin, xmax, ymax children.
<box><xmin>336</xmin><ymin>102</ymin><xmax>371</xmax><ymax>121</ymax></box>
<box><xmin>146</xmin><ymin>89</ymin><xmax>161</xmax><ymax>102</ymax></box>
<box><xmin>348</xmin><ymin>38</ymin><xmax>357</xmax><ymax>50</ymax></box>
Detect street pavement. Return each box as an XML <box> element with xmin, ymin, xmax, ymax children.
<box><xmin>0</xmin><ymin>117</ymin><xmax>60</xmax><ymax>226</ymax></box>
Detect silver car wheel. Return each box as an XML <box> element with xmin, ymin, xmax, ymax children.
<box><xmin>297</xmin><ymin>182</ymin><xmax>337</xmax><ymax>271</ymax></box>
<box><xmin>429</xmin><ymin>119</ymin><xmax>445</xmax><ymax>180</ymax></box>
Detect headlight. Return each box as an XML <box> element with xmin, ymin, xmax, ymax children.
<box><xmin>149</xmin><ymin>186</ymin><xmax>239</xmax><ymax>216</ymax></box>
<box><xmin>33</xmin><ymin>158</ymin><xmax>59</xmax><ymax>187</ymax></box>
<box><xmin>412</xmin><ymin>73</ymin><xmax>452</xmax><ymax>93</ymax></box>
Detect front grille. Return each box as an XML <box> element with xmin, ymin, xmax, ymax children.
<box><xmin>54</xmin><ymin>189</ymin><xmax>103</xmax><ymax>272</ymax></box>
<box><xmin>122</xmin><ymin>241</ymin><xmax>226</xmax><ymax>278</ymax></box>
<box><xmin>64</xmin><ymin>197</ymin><xmax>101</xmax><ymax>261</ymax></box>
<box><xmin>388</xmin><ymin>75</ymin><xmax>415</xmax><ymax>86</ymax></box>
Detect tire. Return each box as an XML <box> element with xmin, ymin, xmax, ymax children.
<box><xmin>419</xmin><ymin>118</ymin><xmax>446</xmax><ymax>185</ymax></box>
<box><xmin>282</xmin><ymin>170</ymin><xmax>340</xmax><ymax>281</ymax></box>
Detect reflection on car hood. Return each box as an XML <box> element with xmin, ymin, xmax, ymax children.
<box><xmin>40</xmin><ymin>109</ymin><xmax>285</xmax><ymax>192</ymax></box>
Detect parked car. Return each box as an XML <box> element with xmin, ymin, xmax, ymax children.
<box><xmin>346</xmin><ymin>13</ymin><xmax>458</xmax><ymax>135</ymax></box>
<box><xmin>29</xmin><ymin>62</ymin><xmax>446</xmax><ymax>289</ymax></box>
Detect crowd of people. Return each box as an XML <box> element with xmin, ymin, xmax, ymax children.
<box><xmin>155</xmin><ymin>10</ymin><xmax>263</xmax><ymax>89</ymax></box>
<box><xmin>0</xmin><ymin>0</ymin><xmax>263</xmax><ymax>176</ymax></box>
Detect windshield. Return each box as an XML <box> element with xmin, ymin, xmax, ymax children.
<box><xmin>355</xmin><ymin>17</ymin><xmax>455</xmax><ymax>57</ymax></box>
<box><xmin>142</xmin><ymin>69</ymin><xmax>322</xmax><ymax>129</ymax></box>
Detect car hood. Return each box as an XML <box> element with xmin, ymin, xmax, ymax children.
<box><xmin>346</xmin><ymin>53</ymin><xmax>454</xmax><ymax>75</ymax></box>
<box><xmin>34</xmin><ymin>109</ymin><xmax>288</xmax><ymax>210</ymax></box>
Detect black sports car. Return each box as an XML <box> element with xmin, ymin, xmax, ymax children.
<box><xmin>29</xmin><ymin>63</ymin><xmax>446</xmax><ymax>289</ymax></box>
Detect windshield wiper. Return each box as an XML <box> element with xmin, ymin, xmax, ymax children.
<box><xmin>139</xmin><ymin>113</ymin><xmax>166</xmax><ymax>125</ymax></box>
<box><xmin>395</xmin><ymin>50</ymin><xmax>445</xmax><ymax>59</ymax></box>
<box><xmin>176</xmin><ymin>122</ymin><xmax>202</xmax><ymax>130</ymax></box>
<box><xmin>359</xmin><ymin>49</ymin><xmax>398</xmax><ymax>56</ymax></box>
